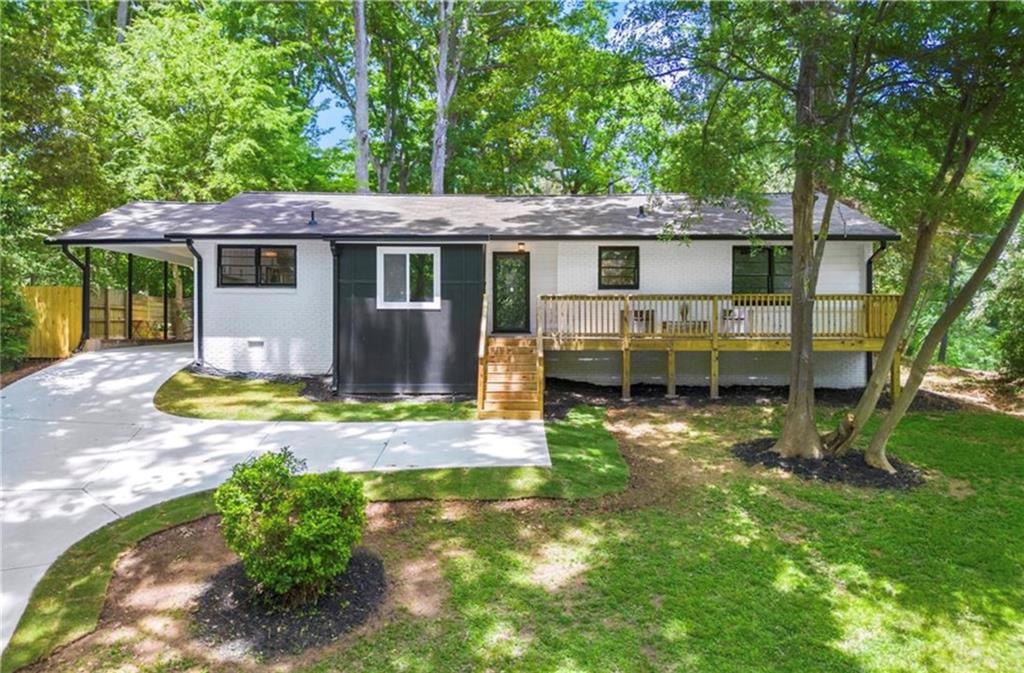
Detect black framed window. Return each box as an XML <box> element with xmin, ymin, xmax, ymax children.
<box><xmin>218</xmin><ymin>245</ymin><xmax>296</xmax><ymax>287</ymax></box>
<box><xmin>732</xmin><ymin>246</ymin><xmax>792</xmax><ymax>293</ymax></box>
<box><xmin>598</xmin><ymin>246</ymin><xmax>640</xmax><ymax>289</ymax></box>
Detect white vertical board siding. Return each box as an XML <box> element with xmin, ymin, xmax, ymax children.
<box><xmin>197</xmin><ymin>239</ymin><xmax>333</xmax><ymax>375</ymax></box>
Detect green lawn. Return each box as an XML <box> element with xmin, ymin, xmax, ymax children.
<box><xmin>7</xmin><ymin>405</ymin><xmax>1024</xmax><ymax>673</ymax></box>
<box><xmin>154</xmin><ymin>370</ymin><xmax>477</xmax><ymax>422</ymax></box>
<box><xmin>1</xmin><ymin>405</ymin><xmax>625</xmax><ymax>673</ymax></box>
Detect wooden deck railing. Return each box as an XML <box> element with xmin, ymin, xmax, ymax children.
<box><xmin>538</xmin><ymin>293</ymin><xmax>899</xmax><ymax>342</ymax></box>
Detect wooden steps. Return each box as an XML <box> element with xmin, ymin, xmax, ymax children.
<box><xmin>477</xmin><ymin>336</ymin><xmax>543</xmax><ymax>420</ymax></box>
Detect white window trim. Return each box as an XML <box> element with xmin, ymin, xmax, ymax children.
<box><xmin>376</xmin><ymin>246</ymin><xmax>442</xmax><ymax>310</ymax></box>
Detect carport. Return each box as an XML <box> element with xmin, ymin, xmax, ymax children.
<box><xmin>45</xmin><ymin>202</ymin><xmax>216</xmax><ymax>352</ymax></box>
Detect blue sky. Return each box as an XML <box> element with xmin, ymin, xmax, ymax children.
<box><xmin>313</xmin><ymin>88</ymin><xmax>350</xmax><ymax>149</ymax></box>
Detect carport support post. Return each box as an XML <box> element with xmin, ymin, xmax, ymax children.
<box><xmin>162</xmin><ymin>260</ymin><xmax>169</xmax><ymax>340</ymax></box>
<box><xmin>61</xmin><ymin>244</ymin><xmax>91</xmax><ymax>350</ymax></box>
<box><xmin>185</xmin><ymin>239</ymin><xmax>203</xmax><ymax>365</ymax></box>
<box><xmin>330</xmin><ymin>241</ymin><xmax>340</xmax><ymax>395</ymax></box>
<box><xmin>126</xmin><ymin>253</ymin><xmax>134</xmax><ymax>339</ymax></box>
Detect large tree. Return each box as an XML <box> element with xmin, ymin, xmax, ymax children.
<box><xmin>823</xmin><ymin>1</ymin><xmax>1024</xmax><ymax>465</ymax></box>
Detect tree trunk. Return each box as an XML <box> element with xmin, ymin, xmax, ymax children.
<box><xmin>353</xmin><ymin>0</ymin><xmax>371</xmax><ymax>194</ymax></box>
<box><xmin>824</xmin><ymin>81</ymin><xmax>1000</xmax><ymax>455</ymax></box>
<box><xmin>430</xmin><ymin>0</ymin><xmax>452</xmax><ymax>195</ymax></box>
<box><xmin>773</xmin><ymin>18</ymin><xmax>823</xmax><ymax>460</ymax></box>
<box><xmin>430</xmin><ymin>0</ymin><xmax>466</xmax><ymax>195</ymax></box>
<box><xmin>937</xmin><ymin>250</ymin><xmax>961</xmax><ymax>363</ymax></box>
<box><xmin>865</xmin><ymin>188</ymin><xmax>1024</xmax><ymax>471</ymax></box>
<box><xmin>116</xmin><ymin>1</ymin><xmax>129</xmax><ymax>43</ymax></box>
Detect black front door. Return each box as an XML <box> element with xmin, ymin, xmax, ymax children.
<box><xmin>493</xmin><ymin>252</ymin><xmax>530</xmax><ymax>333</ymax></box>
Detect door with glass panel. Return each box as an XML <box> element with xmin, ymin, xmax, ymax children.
<box><xmin>493</xmin><ymin>252</ymin><xmax>530</xmax><ymax>333</ymax></box>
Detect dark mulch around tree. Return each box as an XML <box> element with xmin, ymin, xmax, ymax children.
<box><xmin>192</xmin><ymin>547</ymin><xmax>387</xmax><ymax>658</ymax></box>
<box><xmin>543</xmin><ymin>377</ymin><xmax>970</xmax><ymax>420</ymax></box>
<box><xmin>731</xmin><ymin>437</ymin><xmax>924</xmax><ymax>490</ymax></box>
<box><xmin>0</xmin><ymin>358</ymin><xmax>59</xmax><ymax>389</ymax></box>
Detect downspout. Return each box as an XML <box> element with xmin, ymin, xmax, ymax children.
<box><xmin>61</xmin><ymin>244</ymin><xmax>90</xmax><ymax>352</ymax></box>
<box><xmin>865</xmin><ymin>240</ymin><xmax>888</xmax><ymax>381</ymax></box>
<box><xmin>185</xmin><ymin>239</ymin><xmax>203</xmax><ymax>365</ymax></box>
<box><xmin>330</xmin><ymin>241</ymin><xmax>340</xmax><ymax>395</ymax></box>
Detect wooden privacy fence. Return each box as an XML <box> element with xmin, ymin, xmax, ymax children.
<box><xmin>22</xmin><ymin>286</ymin><xmax>82</xmax><ymax>358</ymax></box>
<box><xmin>88</xmin><ymin>288</ymin><xmax>192</xmax><ymax>341</ymax></box>
<box><xmin>22</xmin><ymin>286</ymin><xmax>193</xmax><ymax>358</ymax></box>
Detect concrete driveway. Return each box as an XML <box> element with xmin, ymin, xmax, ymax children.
<box><xmin>0</xmin><ymin>343</ymin><xmax>549</xmax><ymax>651</ymax></box>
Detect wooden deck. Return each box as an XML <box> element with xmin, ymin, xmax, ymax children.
<box><xmin>477</xmin><ymin>293</ymin><xmax>901</xmax><ymax>418</ymax></box>
<box><xmin>536</xmin><ymin>293</ymin><xmax>901</xmax><ymax>400</ymax></box>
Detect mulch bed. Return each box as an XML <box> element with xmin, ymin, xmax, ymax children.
<box><xmin>192</xmin><ymin>547</ymin><xmax>387</xmax><ymax>658</ymax></box>
<box><xmin>543</xmin><ymin>377</ymin><xmax>970</xmax><ymax>420</ymax></box>
<box><xmin>731</xmin><ymin>437</ymin><xmax>924</xmax><ymax>490</ymax></box>
<box><xmin>0</xmin><ymin>358</ymin><xmax>59</xmax><ymax>388</ymax></box>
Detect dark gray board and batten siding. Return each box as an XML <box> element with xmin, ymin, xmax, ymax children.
<box><xmin>334</xmin><ymin>244</ymin><xmax>485</xmax><ymax>394</ymax></box>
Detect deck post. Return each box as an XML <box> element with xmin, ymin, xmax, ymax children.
<box><xmin>621</xmin><ymin>295</ymin><xmax>631</xmax><ymax>401</ymax></box>
<box><xmin>666</xmin><ymin>349</ymin><xmax>677</xmax><ymax>398</ymax></box>
<box><xmin>710</xmin><ymin>350</ymin><xmax>720</xmax><ymax>399</ymax></box>
<box><xmin>890</xmin><ymin>350</ymin><xmax>902</xmax><ymax>400</ymax></box>
<box><xmin>710</xmin><ymin>295</ymin><xmax>720</xmax><ymax>399</ymax></box>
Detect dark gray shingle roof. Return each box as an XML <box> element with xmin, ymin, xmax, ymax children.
<box><xmin>51</xmin><ymin>192</ymin><xmax>898</xmax><ymax>242</ymax></box>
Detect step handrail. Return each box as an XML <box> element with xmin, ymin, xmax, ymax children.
<box><xmin>476</xmin><ymin>292</ymin><xmax>488</xmax><ymax>413</ymax></box>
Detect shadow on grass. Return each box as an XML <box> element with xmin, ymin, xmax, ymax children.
<box><xmin>2</xmin><ymin>406</ymin><xmax>625</xmax><ymax>672</ymax></box>
<box><xmin>154</xmin><ymin>370</ymin><xmax>477</xmax><ymax>423</ymax></box>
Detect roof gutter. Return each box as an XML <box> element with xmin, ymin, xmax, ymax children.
<box><xmin>184</xmin><ymin>238</ymin><xmax>204</xmax><ymax>366</ymax></box>
<box><xmin>865</xmin><ymin>240</ymin><xmax>888</xmax><ymax>294</ymax></box>
<box><xmin>61</xmin><ymin>244</ymin><xmax>90</xmax><ymax>352</ymax></box>
<box><xmin>865</xmin><ymin>240</ymin><xmax>889</xmax><ymax>382</ymax></box>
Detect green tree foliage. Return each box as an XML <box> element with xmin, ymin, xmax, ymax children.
<box><xmin>989</xmin><ymin>250</ymin><xmax>1024</xmax><ymax>378</ymax></box>
<box><xmin>99</xmin><ymin>10</ymin><xmax>327</xmax><ymax>201</ymax></box>
<box><xmin>0</xmin><ymin>277</ymin><xmax>35</xmax><ymax>371</ymax></box>
<box><xmin>214</xmin><ymin>449</ymin><xmax>367</xmax><ymax>604</ymax></box>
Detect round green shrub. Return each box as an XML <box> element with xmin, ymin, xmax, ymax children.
<box><xmin>214</xmin><ymin>448</ymin><xmax>367</xmax><ymax>604</ymax></box>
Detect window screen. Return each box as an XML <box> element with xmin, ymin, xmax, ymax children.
<box><xmin>376</xmin><ymin>247</ymin><xmax>441</xmax><ymax>309</ymax></box>
<box><xmin>731</xmin><ymin>246</ymin><xmax>792</xmax><ymax>293</ymax></box>
<box><xmin>218</xmin><ymin>246</ymin><xmax>297</xmax><ymax>287</ymax></box>
<box><xmin>598</xmin><ymin>247</ymin><xmax>640</xmax><ymax>289</ymax></box>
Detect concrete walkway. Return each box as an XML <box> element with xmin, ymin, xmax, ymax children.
<box><xmin>0</xmin><ymin>343</ymin><xmax>549</xmax><ymax>651</ymax></box>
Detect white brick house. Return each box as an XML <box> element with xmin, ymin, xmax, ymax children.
<box><xmin>50</xmin><ymin>191</ymin><xmax>899</xmax><ymax>400</ymax></box>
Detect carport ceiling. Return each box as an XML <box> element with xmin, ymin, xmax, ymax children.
<box><xmin>92</xmin><ymin>243</ymin><xmax>193</xmax><ymax>267</ymax></box>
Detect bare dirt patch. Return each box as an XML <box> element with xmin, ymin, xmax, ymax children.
<box><xmin>28</xmin><ymin>505</ymin><xmax>455</xmax><ymax>672</ymax></box>
<box><xmin>0</xmin><ymin>358</ymin><xmax>59</xmax><ymax>388</ymax></box>
<box><xmin>921</xmin><ymin>365</ymin><xmax>1024</xmax><ymax>417</ymax></box>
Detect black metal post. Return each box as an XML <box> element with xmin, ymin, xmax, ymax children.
<box><xmin>185</xmin><ymin>239</ymin><xmax>203</xmax><ymax>365</ymax></box>
<box><xmin>126</xmin><ymin>253</ymin><xmax>134</xmax><ymax>340</ymax></box>
<box><xmin>61</xmin><ymin>244</ymin><xmax>91</xmax><ymax>351</ymax></box>
<box><xmin>163</xmin><ymin>260</ymin><xmax>169</xmax><ymax>340</ymax></box>
<box><xmin>865</xmin><ymin>241</ymin><xmax>888</xmax><ymax>382</ymax></box>
<box><xmin>330</xmin><ymin>241</ymin><xmax>340</xmax><ymax>395</ymax></box>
